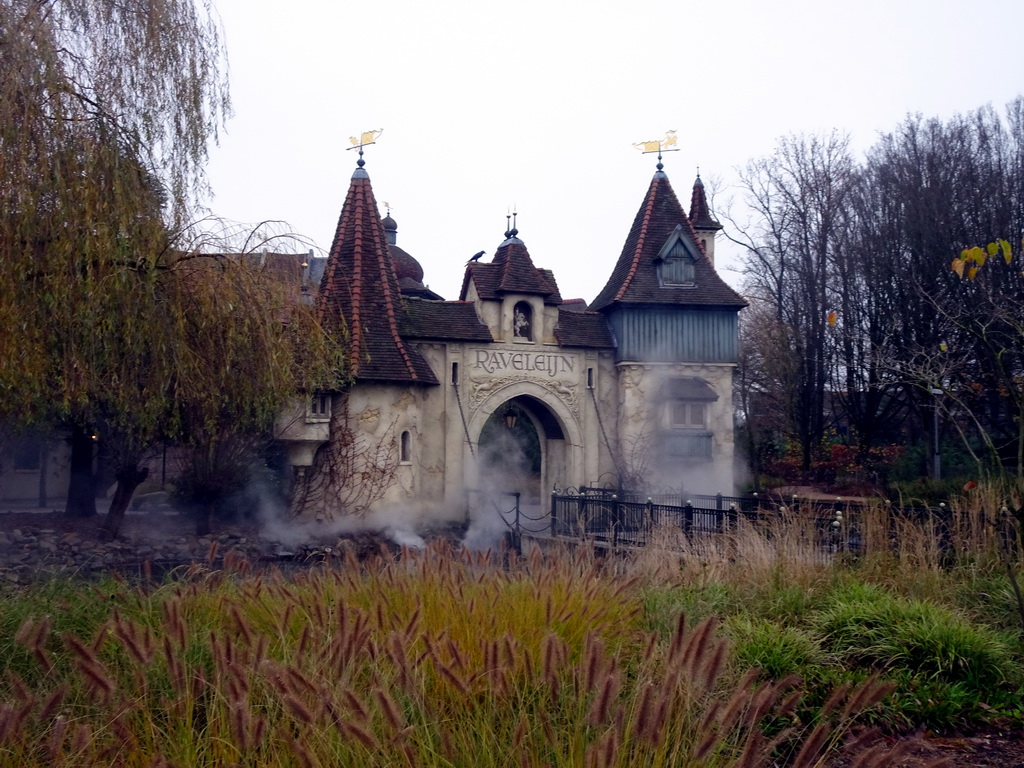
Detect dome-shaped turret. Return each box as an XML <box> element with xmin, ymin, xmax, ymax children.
<box><xmin>380</xmin><ymin>213</ymin><xmax>443</xmax><ymax>300</ymax></box>
<box><xmin>391</xmin><ymin>243</ymin><xmax>424</xmax><ymax>283</ymax></box>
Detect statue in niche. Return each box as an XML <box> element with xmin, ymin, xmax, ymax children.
<box><xmin>513</xmin><ymin>302</ymin><xmax>532</xmax><ymax>340</ymax></box>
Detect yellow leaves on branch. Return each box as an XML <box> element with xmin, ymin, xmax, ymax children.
<box><xmin>952</xmin><ymin>238</ymin><xmax>1018</xmax><ymax>279</ymax></box>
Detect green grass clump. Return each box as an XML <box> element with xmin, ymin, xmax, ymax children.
<box><xmin>813</xmin><ymin>581</ymin><xmax>1014</xmax><ymax>689</ymax></box>
<box><xmin>726</xmin><ymin>617</ymin><xmax>827</xmax><ymax>680</ymax></box>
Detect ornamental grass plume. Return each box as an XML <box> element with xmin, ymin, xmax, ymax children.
<box><xmin>0</xmin><ymin>541</ymin><xmax>953</xmax><ymax>767</ymax></box>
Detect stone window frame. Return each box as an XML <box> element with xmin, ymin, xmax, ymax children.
<box><xmin>400</xmin><ymin>430</ymin><xmax>412</xmax><ymax>464</ymax></box>
<box><xmin>307</xmin><ymin>392</ymin><xmax>332</xmax><ymax>422</ymax></box>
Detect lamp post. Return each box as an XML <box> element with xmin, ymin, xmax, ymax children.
<box><xmin>930</xmin><ymin>387</ymin><xmax>942</xmax><ymax>480</ymax></box>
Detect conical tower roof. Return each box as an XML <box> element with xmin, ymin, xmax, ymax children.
<box><xmin>318</xmin><ymin>162</ymin><xmax>438</xmax><ymax>384</ymax></box>
<box><xmin>590</xmin><ymin>170</ymin><xmax>745</xmax><ymax>311</ymax></box>
<box><xmin>688</xmin><ymin>174</ymin><xmax>723</xmax><ymax>232</ymax></box>
<box><xmin>460</xmin><ymin>233</ymin><xmax>561</xmax><ymax>303</ymax></box>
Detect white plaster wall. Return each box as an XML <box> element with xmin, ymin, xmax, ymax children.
<box><xmin>274</xmin><ymin>399</ymin><xmax>329</xmax><ymax>466</ymax></box>
<box><xmin>341</xmin><ymin>380</ymin><xmax>465</xmax><ymax>524</ymax></box>
<box><xmin>616</xmin><ymin>362</ymin><xmax>736</xmax><ymax>494</ymax></box>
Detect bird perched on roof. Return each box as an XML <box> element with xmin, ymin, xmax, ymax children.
<box><xmin>466</xmin><ymin>250</ymin><xmax>486</xmax><ymax>265</ymax></box>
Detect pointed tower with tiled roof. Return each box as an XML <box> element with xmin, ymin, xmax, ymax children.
<box><xmin>318</xmin><ymin>157</ymin><xmax>438</xmax><ymax>384</ymax></box>
<box><xmin>590</xmin><ymin>167</ymin><xmax>745</xmax><ymax>364</ymax></box>
<box><xmin>688</xmin><ymin>174</ymin><xmax>724</xmax><ymax>266</ymax></box>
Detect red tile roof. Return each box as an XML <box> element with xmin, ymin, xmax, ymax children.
<box><xmin>318</xmin><ymin>167</ymin><xmax>438</xmax><ymax>385</ymax></box>
<box><xmin>590</xmin><ymin>172</ymin><xmax>746</xmax><ymax>311</ymax></box>
<box><xmin>460</xmin><ymin>238</ymin><xmax>562</xmax><ymax>304</ymax></box>
<box><xmin>688</xmin><ymin>174</ymin><xmax>723</xmax><ymax>232</ymax></box>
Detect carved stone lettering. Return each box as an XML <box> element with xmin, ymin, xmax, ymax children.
<box><xmin>471</xmin><ymin>348</ymin><xmax>577</xmax><ymax>378</ymax></box>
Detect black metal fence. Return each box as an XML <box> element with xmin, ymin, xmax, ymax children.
<box><xmin>548</xmin><ymin>486</ymin><xmax>970</xmax><ymax>557</ymax></box>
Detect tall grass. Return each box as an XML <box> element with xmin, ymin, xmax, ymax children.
<box><xmin>0</xmin><ymin>542</ymin><xmax>945</xmax><ymax>767</ymax></box>
<box><xmin>629</xmin><ymin>482</ymin><xmax>1024</xmax><ymax>733</ymax></box>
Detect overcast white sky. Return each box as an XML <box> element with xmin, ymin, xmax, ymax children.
<box><xmin>203</xmin><ymin>0</ymin><xmax>1024</xmax><ymax>303</ymax></box>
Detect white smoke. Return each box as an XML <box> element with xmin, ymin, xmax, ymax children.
<box><xmin>461</xmin><ymin>414</ymin><xmax>538</xmax><ymax>551</ymax></box>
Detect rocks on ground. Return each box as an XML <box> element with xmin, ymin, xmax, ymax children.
<box><xmin>0</xmin><ymin>510</ymin><xmax>395</xmax><ymax>582</ymax></box>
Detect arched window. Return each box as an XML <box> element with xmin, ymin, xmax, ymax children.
<box><xmin>513</xmin><ymin>301</ymin><xmax>533</xmax><ymax>341</ymax></box>
<box><xmin>400</xmin><ymin>430</ymin><xmax>411</xmax><ymax>463</ymax></box>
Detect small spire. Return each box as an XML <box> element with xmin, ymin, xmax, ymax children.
<box><xmin>504</xmin><ymin>206</ymin><xmax>519</xmax><ymax>239</ymax></box>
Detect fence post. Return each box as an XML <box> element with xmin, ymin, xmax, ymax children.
<box><xmin>610</xmin><ymin>494</ymin><xmax>619</xmax><ymax>548</ymax></box>
<box><xmin>683</xmin><ymin>500</ymin><xmax>693</xmax><ymax>536</ymax></box>
<box><xmin>830</xmin><ymin>508</ymin><xmax>842</xmax><ymax>555</ymax></box>
<box><xmin>550</xmin><ymin>488</ymin><xmax>558</xmax><ymax>535</ymax></box>
<box><xmin>646</xmin><ymin>497</ymin><xmax>654</xmax><ymax>539</ymax></box>
<box><xmin>716</xmin><ymin>492</ymin><xmax>723</xmax><ymax>511</ymax></box>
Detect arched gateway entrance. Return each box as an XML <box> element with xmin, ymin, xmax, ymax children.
<box><xmin>474</xmin><ymin>393</ymin><xmax>574</xmax><ymax>511</ymax></box>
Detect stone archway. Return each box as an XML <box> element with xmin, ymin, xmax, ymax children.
<box><xmin>472</xmin><ymin>388</ymin><xmax>579</xmax><ymax>510</ymax></box>
<box><xmin>477</xmin><ymin>397</ymin><xmax>543</xmax><ymax>504</ymax></box>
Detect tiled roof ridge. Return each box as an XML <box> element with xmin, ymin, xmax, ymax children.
<box><xmin>368</xmin><ymin>183</ymin><xmax>423</xmax><ymax>381</ymax></box>
<box><xmin>612</xmin><ymin>175</ymin><xmax>662</xmax><ymax>304</ymax></box>
<box><xmin>348</xmin><ymin>198</ymin><xmax>366</xmax><ymax>372</ymax></box>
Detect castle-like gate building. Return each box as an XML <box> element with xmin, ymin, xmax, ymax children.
<box><xmin>279</xmin><ymin>152</ymin><xmax>746</xmax><ymax>524</ymax></box>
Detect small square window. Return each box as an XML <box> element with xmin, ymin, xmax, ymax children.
<box><xmin>308</xmin><ymin>393</ymin><xmax>331</xmax><ymax>421</ymax></box>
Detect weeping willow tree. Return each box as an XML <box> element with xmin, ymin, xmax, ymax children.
<box><xmin>0</xmin><ymin>0</ymin><xmax>346</xmax><ymax>530</ymax></box>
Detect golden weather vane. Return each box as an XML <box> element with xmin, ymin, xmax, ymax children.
<box><xmin>347</xmin><ymin>129</ymin><xmax>383</xmax><ymax>168</ymax></box>
<box><xmin>348</xmin><ymin>129</ymin><xmax>383</xmax><ymax>150</ymax></box>
<box><xmin>633</xmin><ymin>130</ymin><xmax>678</xmax><ymax>154</ymax></box>
<box><xmin>633</xmin><ymin>130</ymin><xmax>678</xmax><ymax>173</ymax></box>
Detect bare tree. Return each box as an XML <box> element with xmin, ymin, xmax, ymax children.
<box><xmin>731</xmin><ymin>132</ymin><xmax>856</xmax><ymax>477</ymax></box>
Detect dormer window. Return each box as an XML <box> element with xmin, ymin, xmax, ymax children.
<box><xmin>513</xmin><ymin>301</ymin><xmax>533</xmax><ymax>341</ymax></box>
<box><xmin>660</xmin><ymin>240</ymin><xmax>695</xmax><ymax>286</ymax></box>
<box><xmin>656</xmin><ymin>225</ymin><xmax>700</xmax><ymax>287</ymax></box>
